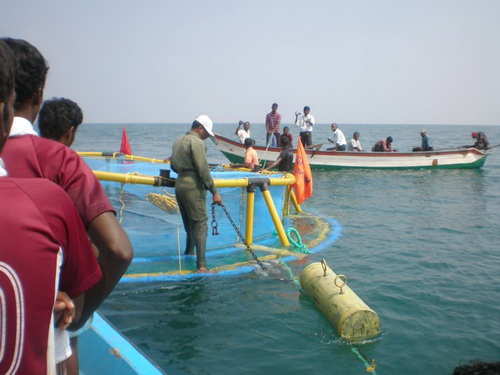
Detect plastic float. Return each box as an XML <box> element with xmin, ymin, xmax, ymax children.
<box><xmin>300</xmin><ymin>259</ymin><xmax>380</xmax><ymax>341</ymax></box>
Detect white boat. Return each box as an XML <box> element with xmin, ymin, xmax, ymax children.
<box><xmin>214</xmin><ymin>134</ymin><xmax>488</xmax><ymax>170</ymax></box>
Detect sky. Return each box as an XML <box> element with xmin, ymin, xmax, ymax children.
<box><xmin>1</xmin><ymin>0</ymin><xmax>499</xmax><ymax>125</ymax></box>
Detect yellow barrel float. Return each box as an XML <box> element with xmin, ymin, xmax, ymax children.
<box><xmin>300</xmin><ymin>260</ymin><xmax>380</xmax><ymax>342</ymax></box>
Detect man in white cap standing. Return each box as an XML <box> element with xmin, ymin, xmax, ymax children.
<box><xmin>171</xmin><ymin>115</ymin><xmax>222</xmax><ymax>272</ymax></box>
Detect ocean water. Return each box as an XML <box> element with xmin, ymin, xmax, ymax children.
<box><xmin>72</xmin><ymin>123</ymin><xmax>500</xmax><ymax>375</ymax></box>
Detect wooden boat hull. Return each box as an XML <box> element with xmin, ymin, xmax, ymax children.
<box><xmin>214</xmin><ymin>134</ymin><xmax>488</xmax><ymax>170</ymax></box>
<box><xmin>79</xmin><ymin>312</ymin><xmax>165</xmax><ymax>374</ymax></box>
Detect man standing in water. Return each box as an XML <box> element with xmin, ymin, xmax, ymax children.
<box><xmin>171</xmin><ymin>115</ymin><xmax>222</xmax><ymax>272</ymax></box>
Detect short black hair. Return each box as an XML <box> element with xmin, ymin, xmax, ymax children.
<box><xmin>0</xmin><ymin>40</ymin><xmax>15</xmax><ymax>104</ymax></box>
<box><xmin>304</xmin><ymin>106</ymin><xmax>310</xmax><ymax>111</ymax></box>
<box><xmin>3</xmin><ymin>38</ymin><xmax>49</xmax><ymax>109</ymax></box>
<box><xmin>244</xmin><ymin>137</ymin><xmax>254</xmax><ymax>147</ymax></box>
<box><xmin>38</xmin><ymin>98</ymin><xmax>83</xmax><ymax>141</ymax></box>
<box><xmin>280</xmin><ymin>135</ymin><xmax>290</xmax><ymax>147</ymax></box>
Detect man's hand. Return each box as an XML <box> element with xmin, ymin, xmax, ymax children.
<box><xmin>54</xmin><ymin>291</ymin><xmax>75</xmax><ymax>330</ymax></box>
<box><xmin>213</xmin><ymin>192</ymin><xmax>222</xmax><ymax>205</ymax></box>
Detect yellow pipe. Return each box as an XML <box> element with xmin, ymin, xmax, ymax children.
<box><xmin>245</xmin><ymin>190</ymin><xmax>255</xmax><ymax>245</ymax></box>
<box><xmin>124</xmin><ymin>155</ymin><xmax>168</xmax><ymax>164</ymax></box>
<box><xmin>93</xmin><ymin>171</ymin><xmax>165</xmax><ymax>186</ymax></box>
<box><xmin>290</xmin><ymin>189</ymin><xmax>303</xmax><ymax>213</ymax></box>
<box><xmin>261</xmin><ymin>189</ymin><xmax>290</xmax><ymax>247</ymax></box>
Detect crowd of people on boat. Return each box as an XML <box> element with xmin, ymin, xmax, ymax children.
<box><xmin>0</xmin><ymin>38</ymin><xmax>133</xmax><ymax>374</ymax></box>
<box><xmin>234</xmin><ymin>103</ymin><xmax>491</xmax><ymax>156</ymax></box>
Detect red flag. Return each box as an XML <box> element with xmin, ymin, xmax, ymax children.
<box><xmin>120</xmin><ymin>126</ymin><xmax>132</xmax><ymax>155</ymax></box>
<box><xmin>292</xmin><ymin>141</ymin><xmax>313</xmax><ymax>204</ymax></box>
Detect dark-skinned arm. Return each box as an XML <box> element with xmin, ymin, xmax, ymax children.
<box><xmin>70</xmin><ymin>211</ymin><xmax>133</xmax><ymax>329</ymax></box>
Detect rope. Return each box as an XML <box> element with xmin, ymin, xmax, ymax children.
<box><xmin>118</xmin><ymin>183</ymin><xmax>126</xmax><ymax>224</ymax></box>
<box><xmin>278</xmin><ymin>258</ymin><xmax>301</xmax><ymax>289</ymax></box>
<box><xmin>351</xmin><ymin>346</ymin><xmax>378</xmax><ymax>373</ymax></box>
<box><xmin>146</xmin><ymin>189</ymin><xmax>179</xmax><ymax>213</ymax></box>
<box><xmin>259</xmin><ymin>135</ymin><xmax>275</xmax><ymax>169</ymax></box>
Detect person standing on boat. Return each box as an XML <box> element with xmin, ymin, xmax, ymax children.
<box><xmin>327</xmin><ymin>123</ymin><xmax>347</xmax><ymax>151</ymax></box>
<box><xmin>265</xmin><ymin>103</ymin><xmax>281</xmax><ymax>147</ymax></box>
<box><xmin>230</xmin><ymin>138</ymin><xmax>260</xmax><ymax>170</ymax></box>
<box><xmin>372</xmin><ymin>136</ymin><xmax>395</xmax><ymax>152</ymax></box>
<box><xmin>263</xmin><ymin>136</ymin><xmax>294</xmax><ymax>173</ymax></box>
<box><xmin>295</xmin><ymin>106</ymin><xmax>315</xmax><ymax>147</ymax></box>
<box><xmin>171</xmin><ymin>115</ymin><xmax>222</xmax><ymax>273</ymax></box>
<box><xmin>347</xmin><ymin>131</ymin><xmax>363</xmax><ymax>151</ymax></box>
<box><xmin>0</xmin><ymin>39</ymin><xmax>102</xmax><ymax>375</ymax></box>
<box><xmin>235</xmin><ymin>120</ymin><xmax>251</xmax><ymax>144</ymax></box>
<box><xmin>412</xmin><ymin>129</ymin><xmax>433</xmax><ymax>151</ymax></box>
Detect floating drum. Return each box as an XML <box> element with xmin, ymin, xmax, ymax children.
<box><xmin>300</xmin><ymin>260</ymin><xmax>380</xmax><ymax>341</ymax></box>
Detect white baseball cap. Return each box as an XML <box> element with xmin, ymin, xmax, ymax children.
<box><xmin>195</xmin><ymin>115</ymin><xmax>214</xmax><ymax>137</ymax></box>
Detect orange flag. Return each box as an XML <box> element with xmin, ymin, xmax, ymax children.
<box><xmin>292</xmin><ymin>141</ymin><xmax>313</xmax><ymax>204</ymax></box>
<box><xmin>120</xmin><ymin>126</ymin><xmax>132</xmax><ymax>155</ymax></box>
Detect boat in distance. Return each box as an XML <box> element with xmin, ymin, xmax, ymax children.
<box><xmin>214</xmin><ymin>134</ymin><xmax>488</xmax><ymax>170</ymax></box>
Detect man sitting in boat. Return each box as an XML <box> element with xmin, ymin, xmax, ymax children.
<box><xmin>327</xmin><ymin>123</ymin><xmax>347</xmax><ymax>151</ymax></box>
<box><xmin>347</xmin><ymin>131</ymin><xmax>363</xmax><ymax>152</ymax></box>
<box><xmin>412</xmin><ymin>129</ymin><xmax>433</xmax><ymax>152</ymax></box>
<box><xmin>470</xmin><ymin>132</ymin><xmax>489</xmax><ymax>150</ymax></box>
<box><xmin>372</xmin><ymin>136</ymin><xmax>396</xmax><ymax>152</ymax></box>
<box><xmin>230</xmin><ymin>137</ymin><xmax>261</xmax><ymax>171</ymax></box>
<box><xmin>235</xmin><ymin>120</ymin><xmax>251</xmax><ymax>144</ymax></box>
<box><xmin>263</xmin><ymin>136</ymin><xmax>293</xmax><ymax>173</ymax></box>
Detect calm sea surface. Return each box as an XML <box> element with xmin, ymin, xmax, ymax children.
<box><xmin>72</xmin><ymin>123</ymin><xmax>500</xmax><ymax>375</ymax></box>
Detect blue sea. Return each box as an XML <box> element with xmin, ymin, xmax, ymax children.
<box><xmin>72</xmin><ymin>123</ymin><xmax>500</xmax><ymax>375</ymax></box>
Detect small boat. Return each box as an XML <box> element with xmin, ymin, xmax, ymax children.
<box><xmin>79</xmin><ymin>312</ymin><xmax>166</xmax><ymax>374</ymax></box>
<box><xmin>214</xmin><ymin>134</ymin><xmax>488</xmax><ymax>170</ymax></box>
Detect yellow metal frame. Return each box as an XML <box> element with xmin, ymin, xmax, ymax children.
<box><xmin>85</xmin><ymin>154</ymin><xmax>302</xmax><ymax>247</ymax></box>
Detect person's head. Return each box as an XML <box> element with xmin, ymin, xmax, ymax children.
<box><xmin>471</xmin><ymin>132</ymin><xmax>478</xmax><ymax>139</ymax></box>
<box><xmin>283</xmin><ymin>126</ymin><xmax>290</xmax><ymax>134</ymax></box>
<box><xmin>420</xmin><ymin>129</ymin><xmax>427</xmax><ymax>137</ymax></box>
<box><xmin>303</xmin><ymin>106</ymin><xmax>310</xmax><ymax>115</ymax></box>
<box><xmin>353</xmin><ymin>131</ymin><xmax>360</xmax><ymax>140</ymax></box>
<box><xmin>243</xmin><ymin>121</ymin><xmax>250</xmax><ymax>131</ymax></box>
<box><xmin>386</xmin><ymin>136</ymin><xmax>393</xmax><ymax>144</ymax></box>
<box><xmin>3</xmin><ymin>38</ymin><xmax>49</xmax><ymax>117</ymax></box>
<box><xmin>0</xmin><ymin>40</ymin><xmax>17</xmax><ymax>154</ymax></box>
<box><xmin>280</xmin><ymin>135</ymin><xmax>290</xmax><ymax>149</ymax></box>
<box><xmin>191</xmin><ymin>115</ymin><xmax>214</xmax><ymax>140</ymax></box>
<box><xmin>244</xmin><ymin>137</ymin><xmax>254</xmax><ymax>148</ymax></box>
<box><xmin>271</xmin><ymin>103</ymin><xmax>278</xmax><ymax>112</ymax></box>
<box><xmin>331</xmin><ymin>123</ymin><xmax>338</xmax><ymax>132</ymax></box>
<box><xmin>38</xmin><ymin>98</ymin><xmax>83</xmax><ymax>147</ymax></box>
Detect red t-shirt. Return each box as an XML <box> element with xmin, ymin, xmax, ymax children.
<box><xmin>2</xmin><ymin>135</ymin><xmax>115</xmax><ymax>227</ymax></box>
<box><xmin>0</xmin><ymin>177</ymin><xmax>101</xmax><ymax>374</ymax></box>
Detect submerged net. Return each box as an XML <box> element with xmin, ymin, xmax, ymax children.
<box><xmin>82</xmin><ymin>155</ymin><xmax>339</xmax><ymax>281</ymax></box>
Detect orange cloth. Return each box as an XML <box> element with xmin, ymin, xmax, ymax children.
<box><xmin>120</xmin><ymin>126</ymin><xmax>132</xmax><ymax>155</ymax></box>
<box><xmin>244</xmin><ymin>147</ymin><xmax>259</xmax><ymax>169</ymax></box>
<box><xmin>292</xmin><ymin>140</ymin><xmax>313</xmax><ymax>204</ymax></box>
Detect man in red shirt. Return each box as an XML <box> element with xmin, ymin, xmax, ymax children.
<box><xmin>265</xmin><ymin>102</ymin><xmax>282</xmax><ymax>148</ymax></box>
<box><xmin>2</xmin><ymin>38</ymin><xmax>133</xmax><ymax>372</ymax></box>
<box><xmin>0</xmin><ymin>39</ymin><xmax>102</xmax><ymax>375</ymax></box>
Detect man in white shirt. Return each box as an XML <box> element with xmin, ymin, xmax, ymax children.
<box><xmin>347</xmin><ymin>131</ymin><xmax>363</xmax><ymax>152</ymax></box>
<box><xmin>327</xmin><ymin>123</ymin><xmax>347</xmax><ymax>151</ymax></box>
<box><xmin>235</xmin><ymin>121</ymin><xmax>251</xmax><ymax>144</ymax></box>
<box><xmin>294</xmin><ymin>106</ymin><xmax>315</xmax><ymax>147</ymax></box>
